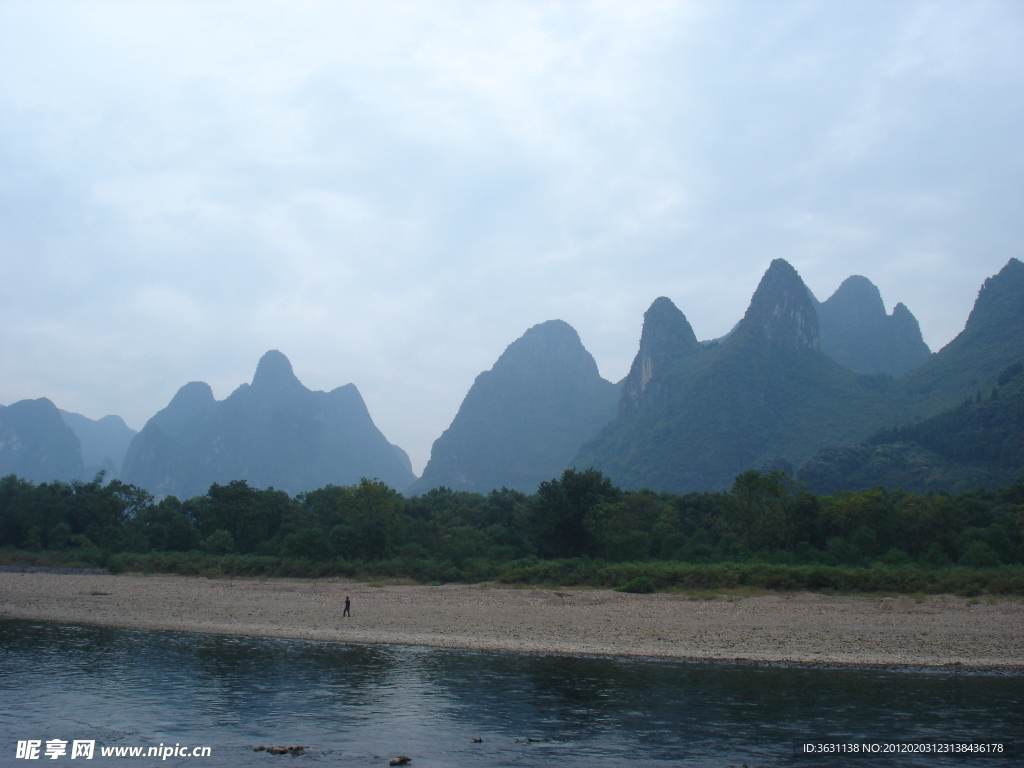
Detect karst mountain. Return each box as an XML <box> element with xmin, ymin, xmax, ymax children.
<box><xmin>576</xmin><ymin>260</ymin><xmax>923</xmax><ymax>492</ymax></box>
<box><xmin>814</xmin><ymin>275</ymin><xmax>931</xmax><ymax>376</ymax></box>
<box><xmin>797</xmin><ymin>258</ymin><xmax>1024</xmax><ymax>493</ymax></box>
<box><xmin>0</xmin><ymin>398</ymin><xmax>85</xmax><ymax>484</ymax></box>
<box><xmin>409</xmin><ymin>320</ymin><xmax>619</xmax><ymax>494</ymax></box>
<box><xmin>121</xmin><ymin>350</ymin><xmax>415</xmax><ymax>499</ymax></box>
<box><xmin>5</xmin><ymin>259</ymin><xmax>1019</xmax><ymax>498</ymax></box>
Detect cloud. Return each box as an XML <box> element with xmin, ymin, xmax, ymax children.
<box><xmin>1</xmin><ymin>0</ymin><xmax>1021</xmax><ymax>473</ymax></box>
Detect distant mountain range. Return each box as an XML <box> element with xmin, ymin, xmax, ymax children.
<box><xmin>0</xmin><ymin>398</ymin><xmax>84</xmax><ymax>484</ymax></box>
<box><xmin>120</xmin><ymin>350</ymin><xmax>415</xmax><ymax>499</ymax></box>
<box><xmin>0</xmin><ymin>398</ymin><xmax>138</xmax><ymax>484</ymax></box>
<box><xmin>796</xmin><ymin>259</ymin><xmax>1024</xmax><ymax>494</ymax></box>
<box><xmin>575</xmin><ymin>259</ymin><xmax>908</xmax><ymax>492</ymax></box>
<box><xmin>3</xmin><ymin>259</ymin><xmax>1020</xmax><ymax>498</ymax></box>
<box><xmin>59</xmin><ymin>410</ymin><xmax>136</xmax><ymax>479</ymax></box>
<box><xmin>408</xmin><ymin>262</ymin><xmax>951</xmax><ymax>496</ymax></box>
<box><xmin>574</xmin><ymin>258</ymin><xmax>1021</xmax><ymax>494</ymax></box>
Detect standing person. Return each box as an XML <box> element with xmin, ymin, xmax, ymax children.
<box><xmin>343</xmin><ymin>596</ymin><xmax>351</xmax><ymax>618</ymax></box>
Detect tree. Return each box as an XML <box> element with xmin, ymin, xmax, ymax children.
<box><xmin>584</xmin><ymin>493</ymin><xmax>667</xmax><ymax>561</ymax></box>
<box><xmin>334</xmin><ymin>478</ymin><xmax>404</xmax><ymax>559</ymax></box>
<box><xmin>200</xmin><ymin>481</ymin><xmax>290</xmax><ymax>553</ymax></box>
<box><xmin>727</xmin><ymin>470</ymin><xmax>790</xmax><ymax>551</ymax></box>
<box><xmin>529</xmin><ymin>468</ymin><xmax>620</xmax><ymax>558</ymax></box>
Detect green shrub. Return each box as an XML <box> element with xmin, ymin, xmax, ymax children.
<box><xmin>616</xmin><ymin>576</ymin><xmax>656</xmax><ymax>593</ymax></box>
<box><xmin>201</xmin><ymin>530</ymin><xmax>235</xmax><ymax>556</ymax></box>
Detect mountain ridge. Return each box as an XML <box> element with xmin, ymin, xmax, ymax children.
<box><xmin>59</xmin><ymin>410</ymin><xmax>137</xmax><ymax>478</ymax></box>
<box><xmin>574</xmin><ymin>259</ymin><xmax>922</xmax><ymax>492</ymax></box>
<box><xmin>898</xmin><ymin>258</ymin><xmax>1024</xmax><ymax>416</ymax></box>
<box><xmin>121</xmin><ymin>350</ymin><xmax>414</xmax><ymax>499</ymax></box>
<box><xmin>814</xmin><ymin>275</ymin><xmax>931</xmax><ymax>376</ymax></box>
<box><xmin>0</xmin><ymin>398</ymin><xmax>84</xmax><ymax>484</ymax></box>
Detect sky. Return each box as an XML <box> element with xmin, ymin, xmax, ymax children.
<box><xmin>1</xmin><ymin>0</ymin><xmax>1022</xmax><ymax>474</ymax></box>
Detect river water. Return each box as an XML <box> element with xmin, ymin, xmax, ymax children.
<box><xmin>1</xmin><ymin>619</ymin><xmax>1020</xmax><ymax>767</ymax></box>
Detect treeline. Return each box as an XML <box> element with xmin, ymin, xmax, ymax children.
<box><xmin>2</xmin><ymin>468</ymin><xmax>1022</xmax><ymax>584</ymax></box>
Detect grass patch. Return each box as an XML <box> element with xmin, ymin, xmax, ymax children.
<box><xmin>3</xmin><ymin>549</ymin><xmax>1024</xmax><ymax>598</ymax></box>
<box><xmin>686</xmin><ymin>589</ymin><xmax>720</xmax><ymax>601</ymax></box>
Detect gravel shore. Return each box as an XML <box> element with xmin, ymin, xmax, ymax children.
<box><xmin>2</xmin><ymin>573</ymin><xmax>1021</xmax><ymax>669</ymax></box>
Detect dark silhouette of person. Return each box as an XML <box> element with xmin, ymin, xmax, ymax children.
<box><xmin>343</xmin><ymin>596</ymin><xmax>351</xmax><ymax>617</ymax></box>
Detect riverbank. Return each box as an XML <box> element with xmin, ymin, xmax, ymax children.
<box><xmin>2</xmin><ymin>573</ymin><xmax>1022</xmax><ymax>669</ymax></box>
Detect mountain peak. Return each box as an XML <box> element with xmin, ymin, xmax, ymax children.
<box><xmin>622</xmin><ymin>297</ymin><xmax>699</xmax><ymax>410</ymax></box>
<box><xmin>122</xmin><ymin>353</ymin><xmax>414</xmax><ymax>498</ymax></box>
<box><xmin>492</xmin><ymin>320</ymin><xmax>601</xmax><ymax>379</ymax></box>
<box><xmin>0</xmin><ymin>397</ymin><xmax>84</xmax><ymax>483</ymax></box>
<box><xmin>252</xmin><ymin>350</ymin><xmax>304</xmax><ymax>392</ymax></box>
<box><xmin>964</xmin><ymin>258</ymin><xmax>1024</xmax><ymax>335</ymax></box>
<box><xmin>510</xmin><ymin>318</ymin><xmax>580</xmax><ymax>347</ymax></box>
<box><xmin>410</xmin><ymin>319</ymin><xmax>618</xmax><ymax>494</ymax></box>
<box><xmin>167</xmin><ymin>381</ymin><xmax>216</xmax><ymax>410</ymax></box>
<box><xmin>826</xmin><ymin>276</ymin><xmax>886</xmax><ymax>318</ymax></box>
<box><xmin>816</xmin><ymin>276</ymin><xmax>930</xmax><ymax>376</ymax></box>
<box><xmin>737</xmin><ymin>259</ymin><xmax>819</xmax><ymax>352</ymax></box>
<box><xmin>892</xmin><ymin>302</ymin><xmax>912</xmax><ymax>318</ymax></box>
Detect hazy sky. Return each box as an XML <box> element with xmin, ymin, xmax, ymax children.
<box><xmin>1</xmin><ymin>1</ymin><xmax>1021</xmax><ymax>474</ymax></box>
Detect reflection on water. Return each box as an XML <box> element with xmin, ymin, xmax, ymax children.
<box><xmin>0</xmin><ymin>619</ymin><xmax>1020</xmax><ymax>767</ymax></box>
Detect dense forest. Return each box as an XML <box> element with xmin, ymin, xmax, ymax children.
<box><xmin>796</xmin><ymin>361</ymin><xmax>1024</xmax><ymax>494</ymax></box>
<box><xmin>2</xmin><ymin>467</ymin><xmax>1022</xmax><ymax>594</ymax></box>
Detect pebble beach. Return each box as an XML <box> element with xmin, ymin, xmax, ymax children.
<box><xmin>2</xmin><ymin>572</ymin><xmax>1022</xmax><ymax>669</ymax></box>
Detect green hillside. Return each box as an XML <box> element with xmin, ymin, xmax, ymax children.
<box><xmin>577</xmin><ymin>329</ymin><xmax>908</xmax><ymax>493</ymax></box>
<box><xmin>576</xmin><ymin>260</ymin><xmax>909</xmax><ymax>492</ymax></box>
<box><xmin>575</xmin><ymin>259</ymin><xmax>1023</xmax><ymax>494</ymax></box>
<box><xmin>899</xmin><ymin>258</ymin><xmax>1024</xmax><ymax>417</ymax></box>
<box><xmin>798</xmin><ymin>361</ymin><xmax>1024</xmax><ymax>494</ymax></box>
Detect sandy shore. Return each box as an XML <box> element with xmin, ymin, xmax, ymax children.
<box><xmin>2</xmin><ymin>573</ymin><xmax>1022</xmax><ymax>669</ymax></box>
